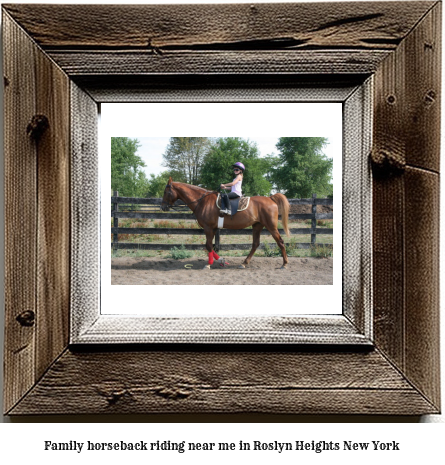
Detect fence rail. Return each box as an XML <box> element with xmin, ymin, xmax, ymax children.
<box><xmin>111</xmin><ymin>192</ymin><xmax>333</xmax><ymax>252</ymax></box>
<box><xmin>111</xmin><ymin>196</ymin><xmax>334</xmax><ymax>206</ymax></box>
<box><xmin>112</xmin><ymin>211</ymin><xmax>333</xmax><ymax>220</ymax></box>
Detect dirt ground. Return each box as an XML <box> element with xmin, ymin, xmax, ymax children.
<box><xmin>111</xmin><ymin>256</ymin><xmax>333</xmax><ymax>285</ymax></box>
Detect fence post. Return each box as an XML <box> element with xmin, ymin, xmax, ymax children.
<box><xmin>113</xmin><ymin>190</ymin><xmax>119</xmax><ymax>251</ymax></box>
<box><xmin>311</xmin><ymin>193</ymin><xmax>317</xmax><ymax>247</ymax></box>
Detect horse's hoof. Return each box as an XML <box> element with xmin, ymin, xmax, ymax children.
<box><xmin>203</xmin><ymin>264</ymin><xmax>211</xmax><ymax>270</ymax></box>
<box><xmin>238</xmin><ymin>264</ymin><xmax>246</xmax><ymax>269</ymax></box>
<box><xmin>280</xmin><ymin>265</ymin><xmax>287</xmax><ymax>270</ymax></box>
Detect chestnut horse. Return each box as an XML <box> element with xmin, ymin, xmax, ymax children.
<box><xmin>161</xmin><ymin>177</ymin><xmax>291</xmax><ymax>269</ymax></box>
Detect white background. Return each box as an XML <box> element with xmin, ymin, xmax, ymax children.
<box><xmin>101</xmin><ymin>102</ymin><xmax>342</xmax><ymax>316</ymax></box>
<box><xmin>0</xmin><ymin>0</ymin><xmax>444</xmax><ymax>461</ymax></box>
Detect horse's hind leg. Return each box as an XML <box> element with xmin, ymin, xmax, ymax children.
<box><xmin>268</xmin><ymin>227</ymin><xmax>289</xmax><ymax>269</ymax></box>
<box><xmin>240</xmin><ymin>223</ymin><xmax>263</xmax><ymax>268</ymax></box>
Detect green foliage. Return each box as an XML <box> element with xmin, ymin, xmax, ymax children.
<box><xmin>284</xmin><ymin>237</ymin><xmax>300</xmax><ymax>256</ymax></box>
<box><xmin>111</xmin><ymin>249</ymin><xmax>157</xmax><ymax>258</ymax></box>
<box><xmin>146</xmin><ymin>171</ymin><xmax>171</xmax><ymax>197</ymax></box>
<box><xmin>268</xmin><ymin>137</ymin><xmax>333</xmax><ymax>198</ymax></box>
<box><xmin>111</xmin><ymin>137</ymin><xmax>150</xmax><ymax>197</ymax></box>
<box><xmin>262</xmin><ymin>242</ymin><xmax>281</xmax><ymax>257</ymax></box>
<box><xmin>262</xmin><ymin>239</ymin><xmax>302</xmax><ymax>257</ymax></box>
<box><xmin>200</xmin><ymin>137</ymin><xmax>273</xmax><ymax>195</ymax></box>
<box><xmin>310</xmin><ymin>244</ymin><xmax>333</xmax><ymax>258</ymax></box>
<box><xmin>169</xmin><ymin>244</ymin><xmax>194</xmax><ymax>260</ymax></box>
<box><xmin>162</xmin><ymin>137</ymin><xmax>211</xmax><ymax>185</ymax></box>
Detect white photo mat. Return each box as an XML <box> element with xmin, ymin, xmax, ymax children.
<box><xmin>100</xmin><ymin>102</ymin><xmax>343</xmax><ymax>317</ymax></box>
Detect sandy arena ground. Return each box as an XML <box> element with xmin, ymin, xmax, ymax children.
<box><xmin>111</xmin><ymin>256</ymin><xmax>333</xmax><ymax>285</ymax></box>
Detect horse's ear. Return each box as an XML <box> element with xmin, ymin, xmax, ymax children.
<box><xmin>168</xmin><ymin>176</ymin><xmax>172</xmax><ymax>184</ymax></box>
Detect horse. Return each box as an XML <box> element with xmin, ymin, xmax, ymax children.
<box><xmin>161</xmin><ymin>177</ymin><xmax>291</xmax><ymax>269</ymax></box>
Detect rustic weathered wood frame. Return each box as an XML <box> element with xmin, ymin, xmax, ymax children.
<box><xmin>3</xmin><ymin>2</ymin><xmax>440</xmax><ymax>415</ymax></box>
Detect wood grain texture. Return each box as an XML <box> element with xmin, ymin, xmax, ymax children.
<box><xmin>3</xmin><ymin>12</ymin><xmax>38</xmax><ymax>414</ymax></box>
<box><xmin>70</xmin><ymin>83</ymin><xmax>100</xmax><ymax>339</ymax></box>
<box><xmin>8</xmin><ymin>349</ymin><xmax>437</xmax><ymax>415</ymax></box>
<box><xmin>404</xmin><ymin>167</ymin><xmax>440</xmax><ymax>408</ymax></box>
<box><xmin>35</xmin><ymin>34</ymin><xmax>71</xmax><ymax>381</ymax></box>
<box><xmin>372</xmin><ymin>3</ymin><xmax>441</xmax><ymax>411</ymax></box>
<box><xmin>76</xmin><ymin>316</ymin><xmax>363</xmax><ymax>346</ymax></box>
<box><xmin>372</xmin><ymin>1</ymin><xmax>441</xmax><ymax>172</ymax></box>
<box><xmin>404</xmin><ymin>2</ymin><xmax>441</xmax><ymax>172</ymax></box>
<box><xmin>372</xmin><ymin>175</ymin><xmax>405</xmax><ymax>368</ymax></box>
<box><xmin>343</xmin><ymin>81</ymin><xmax>372</xmax><ymax>337</ymax></box>
<box><xmin>372</xmin><ymin>9</ymin><xmax>407</xmax><ymax>371</ymax></box>
<box><xmin>2</xmin><ymin>2</ymin><xmax>435</xmax><ymax>49</ymax></box>
<box><xmin>47</xmin><ymin>50</ymin><xmax>390</xmax><ymax>76</ymax></box>
<box><xmin>3</xmin><ymin>11</ymin><xmax>72</xmax><ymax>412</ymax></box>
<box><xmin>78</xmin><ymin>75</ymin><xmax>363</xmax><ymax>103</ymax></box>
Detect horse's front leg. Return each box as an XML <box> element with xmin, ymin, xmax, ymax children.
<box><xmin>202</xmin><ymin>227</ymin><xmax>217</xmax><ymax>270</ymax></box>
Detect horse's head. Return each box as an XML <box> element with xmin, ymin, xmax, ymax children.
<box><xmin>160</xmin><ymin>177</ymin><xmax>178</xmax><ymax>211</ymax></box>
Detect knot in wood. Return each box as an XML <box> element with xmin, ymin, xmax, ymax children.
<box><xmin>154</xmin><ymin>386</ymin><xmax>191</xmax><ymax>400</ymax></box>
<box><xmin>370</xmin><ymin>148</ymin><xmax>405</xmax><ymax>177</ymax></box>
<box><xmin>95</xmin><ymin>385</ymin><xmax>130</xmax><ymax>405</ymax></box>
<box><xmin>27</xmin><ymin>115</ymin><xmax>49</xmax><ymax>140</ymax></box>
<box><xmin>16</xmin><ymin>310</ymin><xmax>35</xmax><ymax>327</ymax></box>
<box><xmin>424</xmin><ymin>90</ymin><xmax>436</xmax><ymax>105</ymax></box>
<box><xmin>105</xmin><ymin>390</ymin><xmax>128</xmax><ymax>405</ymax></box>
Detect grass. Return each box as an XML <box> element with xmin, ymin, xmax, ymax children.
<box><xmin>111</xmin><ymin>249</ymin><xmax>159</xmax><ymax>259</ymax></box>
<box><xmin>310</xmin><ymin>244</ymin><xmax>334</xmax><ymax>258</ymax></box>
<box><xmin>263</xmin><ymin>242</ymin><xmax>282</xmax><ymax>257</ymax></box>
<box><xmin>169</xmin><ymin>244</ymin><xmax>194</xmax><ymax>260</ymax></box>
<box><xmin>110</xmin><ymin>246</ymin><xmax>333</xmax><ymax>260</ymax></box>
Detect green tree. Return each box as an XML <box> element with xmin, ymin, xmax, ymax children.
<box><xmin>200</xmin><ymin>137</ymin><xmax>273</xmax><ymax>196</ymax></box>
<box><xmin>270</xmin><ymin>137</ymin><xmax>333</xmax><ymax>198</ymax></box>
<box><xmin>146</xmin><ymin>171</ymin><xmax>171</xmax><ymax>197</ymax></box>
<box><xmin>111</xmin><ymin>137</ymin><xmax>150</xmax><ymax>197</ymax></box>
<box><xmin>162</xmin><ymin>137</ymin><xmax>211</xmax><ymax>185</ymax></box>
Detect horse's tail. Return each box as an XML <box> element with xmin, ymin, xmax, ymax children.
<box><xmin>270</xmin><ymin>193</ymin><xmax>291</xmax><ymax>237</ymax></box>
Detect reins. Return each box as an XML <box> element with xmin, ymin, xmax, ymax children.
<box><xmin>182</xmin><ymin>190</ymin><xmax>217</xmax><ymax>207</ymax></box>
<box><xmin>166</xmin><ymin>184</ymin><xmax>217</xmax><ymax>210</ymax></box>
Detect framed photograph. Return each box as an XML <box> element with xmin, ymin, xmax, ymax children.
<box><xmin>3</xmin><ymin>2</ymin><xmax>440</xmax><ymax>415</ymax></box>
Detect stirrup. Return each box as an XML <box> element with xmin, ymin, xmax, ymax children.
<box><xmin>220</xmin><ymin>209</ymin><xmax>230</xmax><ymax>215</ymax></box>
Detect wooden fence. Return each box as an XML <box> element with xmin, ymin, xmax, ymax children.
<box><xmin>111</xmin><ymin>191</ymin><xmax>333</xmax><ymax>252</ymax></box>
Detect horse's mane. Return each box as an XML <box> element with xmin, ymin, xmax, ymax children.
<box><xmin>172</xmin><ymin>182</ymin><xmax>214</xmax><ymax>193</ymax></box>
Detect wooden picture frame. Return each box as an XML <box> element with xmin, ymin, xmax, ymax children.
<box><xmin>3</xmin><ymin>2</ymin><xmax>440</xmax><ymax>415</ymax></box>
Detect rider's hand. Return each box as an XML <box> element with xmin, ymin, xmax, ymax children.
<box><xmin>220</xmin><ymin>184</ymin><xmax>225</xmax><ymax>189</ymax></box>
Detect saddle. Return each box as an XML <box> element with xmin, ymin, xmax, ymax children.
<box><xmin>216</xmin><ymin>194</ymin><xmax>250</xmax><ymax>217</ymax></box>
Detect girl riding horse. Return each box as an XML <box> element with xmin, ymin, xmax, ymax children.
<box><xmin>161</xmin><ymin>177</ymin><xmax>290</xmax><ymax>269</ymax></box>
<box><xmin>220</xmin><ymin>162</ymin><xmax>245</xmax><ymax>214</ymax></box>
